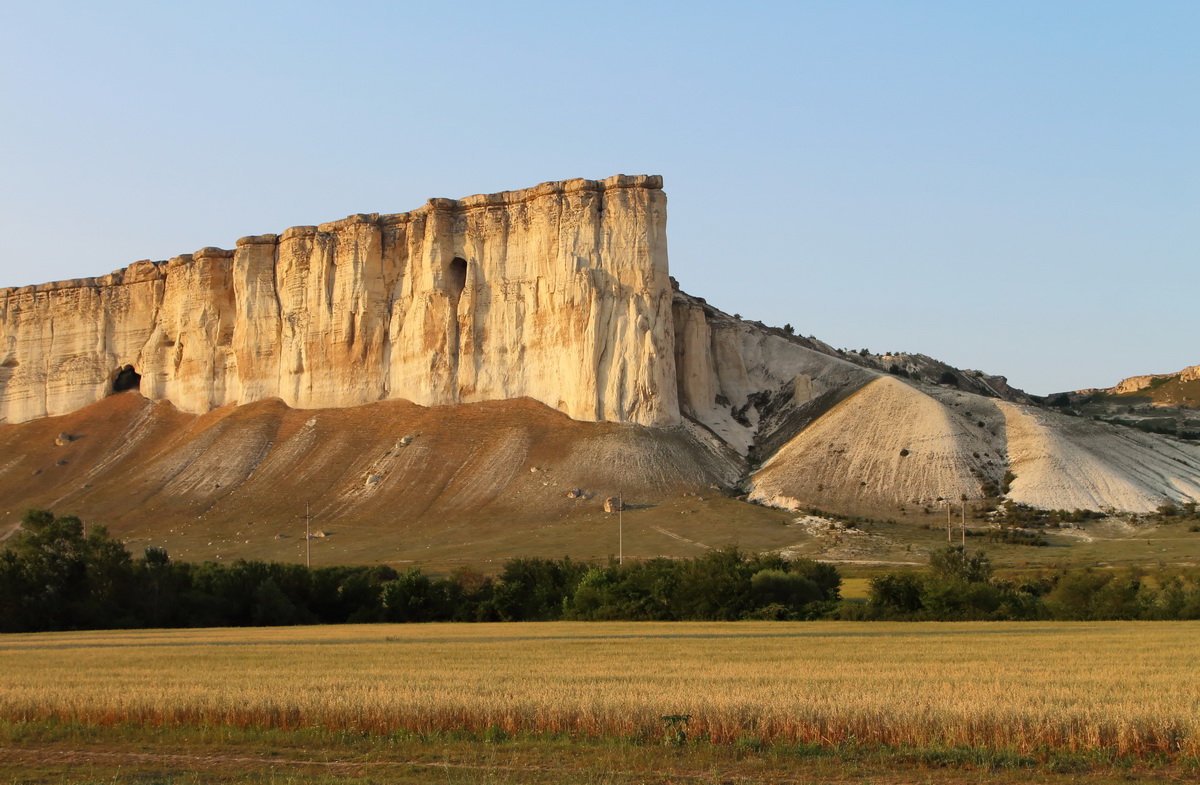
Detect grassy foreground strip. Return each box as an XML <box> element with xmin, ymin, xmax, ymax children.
<box><xmin>1</xmin><ymin>622</ymin><xmax>1198</xmax><ymax>767</ymax></box>
<box><xmin>0</xmin><ymin>724</ymin><xmax>1195</xmax><ymax>785</ymax></box>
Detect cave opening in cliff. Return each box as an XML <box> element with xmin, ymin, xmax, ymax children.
<box><xmin>448</xmin><ymin>257</ymin><xmax>467</xmax><ymax>303</ymax></box>
<box><xmin>112</xmin><ymin>365</ymin><xmax>141</xmax><ymax>394</ymax></box>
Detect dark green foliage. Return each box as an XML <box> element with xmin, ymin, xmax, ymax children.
<box><xmin>1043</xmin><ymin>568</ymin><xmax>1147</xmax><ymax>620</ymax></box>
<box><xmin>928</xmin><ymin>545</ymin><xmax>993</xmax><ymax>583</ymax></box>
<box><xmin>10</xmin><ymin>508</ymin><xmax>1200</xmax><ymax>630</ymax></box>
<box><xmin>0</xmin><ymin>508</ymin><xmax>133</xmax><ymax>631</ymax></box>
<box><xmin>998</xmin><ymin>501</ymin><xmax>1107</xmax><ymax>528</ymax></box>
<box><xmin>984</xmin><ymin>527</ymin><xmax>1048</xmax><ymax>546</ymax></box>
<box><xmin>381</xmin><ymin>568</ymin><xmax>441</xmax><ymax>623</ymax></box>
<box><xmin>492</xmin><ymin>556</ymin><xmax>590</xmax><ymax>620</ymax></box>
<box><xmin>563</xmin><ymin>548</ymin><xmax>838</xmax><ymax>622</ymax></box>
<box><xmin>857</xmin><ymin>545</ymin><xmax>1200</xmax><ymax>621</ymax></box>
<box><xmin>252</xmin><ymin>578</ymin><xmax>303</xmax><ymax>626</ymax></box>
<box><xmin>0</xmin><ymin>509</ymin><xmax>844</xmax><ymax>631</ymax></box>
<box><xmin>868</xmin><ymin>572</ymin><xmax>924</xmax><ymax>613</ymax></box>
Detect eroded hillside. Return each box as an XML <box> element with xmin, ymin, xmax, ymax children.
<box><xmin>1</xmin><ymin>175</ymin><xmax>1197</xmax><ymax>564</ymax></box>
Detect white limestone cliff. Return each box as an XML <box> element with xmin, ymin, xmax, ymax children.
<box><xmin>4</xmin><ymin>174</ymin><xmax>1195</xmax><ymax>516</ymax></box>
<box><xmin>0</xmin><ymin>175</ymin><xmax>679</xmax><ymax>427</ymax></box>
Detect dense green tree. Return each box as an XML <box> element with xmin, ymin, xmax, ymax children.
<box><xmin>672</xmin><ymin>546</ymin><xmax>754</xmax><ymax>620</ymax></box>
<box><xmin>2</xmin><ymin>509</ymin><xmax>132</xmax><ymax>630</ymax></box>
<box><xmin>492</xmin><ymin>557</ymin><xmax>588</xmax><ymax>620</ymax></box>
<box><xmin>252</xmin><ymin>578</ymin><xmax>303</xmax><ymax>626</ymax></box>
<box><xmin>381</xmin><ymin>568</ymin><xmax>443</xmax><ymax>623</ymax></box>
<box><xmin>868</xmin><ymin>572</ymin><xmax>925</xmax><ymax>615</ymax></box>
<box><xmin>928</xmin><ymin>546</ymin><xmax>993</xmax><ymax>584</ymax></box>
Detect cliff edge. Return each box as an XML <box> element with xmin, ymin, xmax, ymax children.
<box><xmin>0</xmin><ymin>175</ymin><xmax>677</xmax><ymax>427</ymax></box>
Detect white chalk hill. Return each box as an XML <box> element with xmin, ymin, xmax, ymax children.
<box><xmin>749</xmin><ymin>375</ymin><xmax>1200</xmax><ymax>515</ymax></box>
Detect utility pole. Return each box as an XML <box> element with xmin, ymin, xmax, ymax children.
<box><xmin>619</xmin><ymin>492</ymin><xmax>624</xmax><ymax>566</ymax></box>
<box><xmin>296</xmin><ymin>501</ymin><xmax>315</xmax><ymax>568</ymax></box>
<box><xmin>946</xmin><ymin>502</ymin><xmax>952</xmax><ymax>543</ymax></box>
<box><xmin>961</xmin><ymin>500</ymin><xmax>967</xmax><ymax>549</ymax></box>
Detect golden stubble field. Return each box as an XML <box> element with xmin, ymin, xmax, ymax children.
<box><xmin>2</xmin><ymin>621</ymin><xmax>1197</xmax><ymax>758</ymax></box>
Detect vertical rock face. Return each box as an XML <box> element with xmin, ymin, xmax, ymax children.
<box><xmin>672</xmin><ymin>291</ymin><xmax>879</xmax><ymax>454</ymax></box>
<box><xmin>0</xmin><ymin>175</ymin><xmax>679</xmax><ymax>427</ymax></box>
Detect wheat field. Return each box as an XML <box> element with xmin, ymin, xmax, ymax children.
<box><xmin>1</xmin><ymin>622</ymin><xmax>1197</xmax><ymax>757</ymax></box>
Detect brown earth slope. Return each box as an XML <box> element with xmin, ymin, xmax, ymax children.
<box><xmin>0</xmin><ymin>391</ymin><xmax>812</xmax><ymax>568</ymax></box>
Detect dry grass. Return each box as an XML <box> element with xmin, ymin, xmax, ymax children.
<box><xmin>2</xmin><ymin>621</ymin><xmax>1198</xmax><ymax>758</ymax></box>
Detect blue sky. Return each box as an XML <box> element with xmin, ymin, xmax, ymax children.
<box><xmin>2</xmin><ymin>1</ymin><xmax>1195</xmax><ymax>395</ymax></box>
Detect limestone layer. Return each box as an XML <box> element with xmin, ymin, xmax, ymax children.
<box><xmin>0</xmin><ymin>175</ymin><xmax>678</xmax><ymax>427</ymax></box>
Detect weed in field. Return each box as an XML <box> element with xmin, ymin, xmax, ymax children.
<box><xmin>660</xmin><ymin>714</ymin><xmax>690</xmax><ymax>747</ymax></box>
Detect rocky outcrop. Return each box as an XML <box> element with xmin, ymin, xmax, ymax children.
<box><xmin>0</xmin><ymin>175</ymin><xmax>677</xmax><ymax>427</ymax></box>
<box><xmin>1112</xmin><ymin>374</ymin><xmax>1160</xmax><ymax>395</ymax></box>
<box><xmin>1106</xmin><ymin>364</ymin><xmax>1200</xmax><ymax>395</ymax></box>
<box><xmin>671</xmin><ymin>291</ymin><xmax>877</xmax><ymax>455</ymax></box>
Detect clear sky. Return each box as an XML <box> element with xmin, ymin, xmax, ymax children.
<box><xmin>1</xmin><ymin>1</ymin><xmax>1195</xmax><ymax>396</ymax></box>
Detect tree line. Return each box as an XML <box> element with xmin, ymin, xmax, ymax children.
<box><xmin>854</xmin><ymin>545</ymin><xmax>1200</xmax><ymax>621</ymax></box>
<box><xmin>0</xmin><ymin>509</ymin><xmax>840</xmax><ymax>632</ymax></box>
<box><xmin>4</xmin><ymin>509</ymin><xmax>1200</xmax><ymax>632</ymax></box>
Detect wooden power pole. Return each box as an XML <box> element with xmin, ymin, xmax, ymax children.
<box><xmin>296</xmin><ymin>501</ymin><xmax>315</xmax><ymax>568</ymax></box>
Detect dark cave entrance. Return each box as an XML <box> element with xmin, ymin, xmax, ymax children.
<box><xmin>448</xmin><ymin>257</ymin><xmax>467</xmax><ymax>303</ymax></box>
<box><xmin>112</xmin><ymin>365</ymin><xmax>141</xmax><ymax>394</ymax></box>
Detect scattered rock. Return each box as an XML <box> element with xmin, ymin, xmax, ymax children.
<box><xmin>365</xmin><ymin>474</ymin><xmax>383</xmax><ymax>486</ymax></box>
<box><xmin>54</xmin><ymin>432</ymin><xmax>73</xmax><ymax>446</ymax></box>
<box><xmin>603</xmin><ymin>496</ymin><xmax>625</xmax><ymax>513</ymax></box>
<box><xmin>567</xmin><ymin>488</ymin><xmax>585</xmax><ymax>499</ymax></box>
<box><xmin>399</xmin><ymin>435</ymin><xmax>415</xmax><ymax>446</ymax></box>
<box><xmin>55</xmin><ymin>459</ymin><xmax>68</xmax><ymax>466</ymax></box>
<box><xmin>275</xmin><ymin>533</ymin><xmax>288</xmax><ymax>539</ymax></box>
<box><xmin>310</xmin><ymin>530</ymin><xmax>327</xmax><ymax>538</ymax></box>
